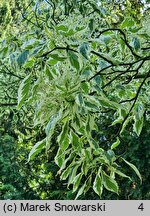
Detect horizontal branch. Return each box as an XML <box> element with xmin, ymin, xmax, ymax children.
<box><xmin>141</xmin><ymin>47</ymin><xmax>150</xmax><ymax>50</ymax></box>
<box><xmin>91</xmin><ymin>51</ymin><xmax>114</xmax><ymax>65</ymax></box>
<box><xmin>0</xmin><ymin>103</ymin><xmax>17</xmax><ymax>106</ymax></box>
<box><xmin>119</xmin><ymin>97</ymin><xmax>135</xmax><ymax>104</ymax></box>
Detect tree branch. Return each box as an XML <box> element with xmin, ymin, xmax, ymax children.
<box><xmin>88</xmin><ymin>55</ymin><xmax>150</xmax><ymax>81</ymax></box>
<box><xmin>102</xmin><ymin>71</ymin><xmax>126</xmax><ymax>89</ymax></box>
<box><xmin>96</xmin><ymin>28</ymin><xmax>141</xmax><ymax>58</ymax></box>
<box><xmin>21</xmin><ymin>1</ymin><xmax>42</xmax><ymax>28</ymax></box>
<box><xmin>118</xmin><ymin>69</ymin><xmax>150</xmax><ymax>134</ymax></box>
<box><xmin>1</xmin><ymin>65</ymin><xmax>24</xmax><ymax>79</ymax></box>
<box><xmin>0</xmin><ymin>103</ymin><xmax>17</xmax><ymax>106</ymax></box>
<box><xmin>91</xmin><ymin>50</ymin><xmax>114</xmax><ymax>65</ymax></box>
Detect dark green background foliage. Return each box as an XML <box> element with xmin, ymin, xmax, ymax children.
<box><xmin>0</xmin><ymin>0</ymin><xmax>150</xmax><ymax>199</ymax></box>
<box><xmin>0</xmin><ymin>110</ymin><xmax>73</xmax><ymax>200</ymax></box>
<box><xmin>0</xmin><ymin>130</ymin><xmax>74</xmax><ymax>200</ymax></box>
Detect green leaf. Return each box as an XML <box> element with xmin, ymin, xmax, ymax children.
<box><xmin>0</xmin><ymin>46</ymin><xmax>8</xmax><ymax>58</ymax></box>
<box><xmin>75</xmin><ymin>182</ymin><xmax>86</xmax><ymax>199</ymax></box>
<box><xmin>121</xmin><ymin>18</ymin><xmax>135</xmax><ymax>29</ymax></box>
<box><xmin>84</xmin><ymin>101</ymin><xmax>99</xmax><ymax>111</ymax></box>
<box><xmin>81</xmin><ymin>66</ymin><xmax>92</xmax><ymax>79</ymax></box>
<box><xmin>114</xmin><ymin>169</ymin><xmax>132</xmax><ymax>181</ymax></box>
<box><xmin>56</xmin><ymin>25</ymin><xmax>69</xmax><ymax>32</ymax></box>
<box><xmin>70</xmin><ymin>130</ymin><xmax>82</xmax><ymax>151</ymax></box>
<box><xmin>68</xmin><ymin>50</ymin><xmax>80</xmax><ymax>70</ymax></box>
<box><xmin>135</xmin><ymin>103</ymin><xmax>145</xmax><ymax>119</ymax></box>
<box><xmin>81</xmin><ymin>82</ymin><xmax>89</xmax><ymax>94</ymax></box>
<box><xmin>55</xmin><ymin>148</ymin><xmax>65</xmax><ymax>167</ymax></box>
<box><xmin>60</xmin><ymin>165</ymin><xmax>72</xmax><ymax>180</ymax></box>
<box><xmin>98</xmin><ymin>95</ymin><xmax>122</xmax><ymax>110</ymax></box>
<box><xmin>122</xmin><ymin>158</ymin><xmax>142</xmax><ymax>183</ymax></box>
<box><xmin>65</xmin><ymin>29</ymin><xmax>75</xmax><ymax>36</ymax></box>
<box><xmin>89</xmin><ymin>19</ymin><xmax>94</xmax><ymax>32</ymax></box>
<box><xmin>44</xmin><ymin>26</ymin><xmax>53</xmax><ymax>37</ymax></box>
<box><xmin>44</xmin><ymin>65</ymin><xmax>55</xmax><ymax>80</ymax></box>
<box><xmin>75</xmin><ymin>93</ymin><xmax>84</xmax><ymax>106</ymax></box>
<box><xmin>49</xmin><ymin>54</ymin><xmax>66</xmax><ymax>61</ymax></box>
<box><xmin>106</xmin><ymin>150</ymin><xmax>116</xmax><ymax>163</ymax></box>
<box><xmin>48</xmin><ymin>59</ymin><xmax>58</xmax><ymax>65</ymax></box>
<box><xmin>17</xmin><ymin>73</ymin><xmax>32</xmax><ymax>109</ymax></box>
<box><xmin>84</xmin><ymin>95</ymin><xmax>100</xmax><ymax>112</ymax></box>
<box><xmin>99</xmin><ymin>60</ymin><xmax>110</xmax><ymax>70</ymax></box>
<box><xmin>86</xmin><ymin>114</ymin><xmax>95</xmax><ymax>133</ymax></box>
<box><xmin>68</xmin><ymin>163</ymin><xmax>81</xmax><ymax>186</ymax></box>
<box><xmin>133</xmin><ymin>37</ymin><xmax>140</xmax><ymax>51</ymax></box>
<box><xmin>45</xmin><ymin>110</ymin><xmax>62</xmax><ymax>150</ymax></box>
<box><xmin>133</xmin><ymin>116</ymin><xmax>144</xmax><ymax>136</ymax></box>
<box><xmin>45</xmin><ymin>111</ymin><xmax>62</xmax><ymax>136</ymax></box>
<box><xmin>81</xmin><ymin>161</ymin><xmax>89</xmax><ymax>175</ymax></box>
<box><xmin>24</xmin><ymin>58</ymin><xmax>35</xmax><ymax>68</ymax></box>
<box><xmin>94</xmin><ymin>75</ymin><xmax>101</xmax><ymax>85</ymax></box>
<box><xmin>120</xmin><ymin>116</ymin><xmax>132</xmax><ymax>134</ymax></box>
<box><xmin>60</xmin><ymin>151</ymin><xmax>75</xmax><ymax>171</ymax></box>
<box><xmin>111</xmin><ymin>137</ymin><xmax>120</xmax><ymax>150</ymax></box>
<box><xmin>101</xmin><ymin>170</ymin><xmax>119</xmax><ymax>194</ymax></box>
<box><xmin>73</xmin><ymin>173</ymin><xmax>82</xmax><ymax>192</ymax></box>
<box><xmin>28</xmin><ymin>138</ymin><xmax>46</xmax><ymax>162</ymax></box>
<box><xmin>79</xmin><ymin>42</ymin><xmax>89</xmax><ymax>59</ymax></box>
<box><xmin>89</xmin><ymin>138</ymin><xmax>99</xmax><ymax>149</ymax></box>
<box><xmin>111</xmin><ymin>109</ymin><xmax>126</xmax><ymax>126</ymax></box>
<box><xmin>57</xmin><ymin>121</ymin><xmax>69</xmax><ymax>150</ymax></box>
<box><xmin>61</xmin><ymin>136</ymin><xmax>69</xmax><ymax>151</ymax></box>
<box><xmin>111</xmin><ymin>117</ymin><xmax>123</xmax><ymax>125</ymax></box>
<box><xmin>17</xmin><ymin>50</ymin><xmax>29</xmax><ymax>65</ymax></box>
<box><xmin>61</xmin><ymin>160</ymin><xmax>79</xmax><ymax>180</ymax></box>
<box><xmin>84</xmin><ymin>148</ymin><xmax>92</xmax><ymax>160</ymax></box>
<box><xmin>31</xmin><ymin>45</ymin><xmax>44</xmax><ymax>57</ymax></box>
<box><xmin>93</xmin><ymin>174</ymin><xmax>103</xmax><ymax>197</ymax></box>
<box><xmin>133</xmin><ymin>103</ymin><xmax>144</xmax><ymax>136</ymax></box>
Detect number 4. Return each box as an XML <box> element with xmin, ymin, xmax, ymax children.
<box><xmin>138</xmin><ymin>203</ymin><xmax>144</xmax><ymax>211</ymax></box>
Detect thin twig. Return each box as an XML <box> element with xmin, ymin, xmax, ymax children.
<box><xmin>0</xmin><ymin>103</ymin><xmax>17</xmax><ymax>106</ymax></box>
<box><xmin>118</xmin><ymin>69</ymin><xmax>150</xmax><ymax>134</ymax></box>
<box><xmin>96</xmin><ymin>28</ymin><xmax>141</xmax><ymax>58</ymax></box>
<box><xmin>1</xmin><ymin>65</ymin><xmax>24</xmax><ymax>79</ymax></box>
